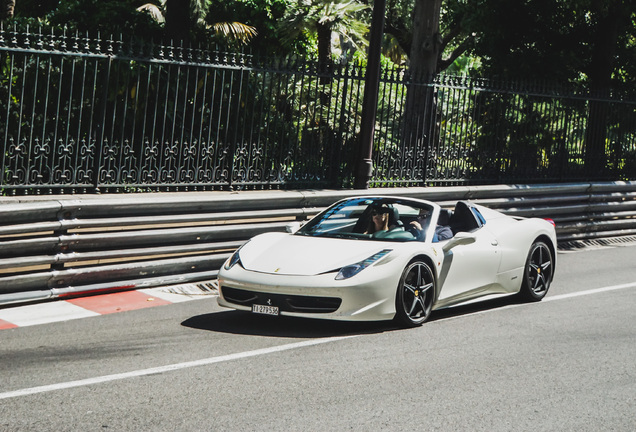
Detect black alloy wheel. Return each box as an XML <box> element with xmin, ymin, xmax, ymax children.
<box><xmin>518</xmin><ymin>241</ymin><xmax>554</xmax><ymax>301</ymax></box>
<box><xmin>394</xmin><ymin>260</ymin><xmax>435</xmax><ymax>327</ymax></box>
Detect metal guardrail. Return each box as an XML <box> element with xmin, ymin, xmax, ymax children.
<box><xmin>1</xmin><ymin>181</ymin><xmax>635</xmax><ymax>306</ymax></box>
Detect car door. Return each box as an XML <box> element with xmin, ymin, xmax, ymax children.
<box><xmin>435</xmin><ymin>203</ymin><xmax>502</xmax><ymax>303</ymax></box>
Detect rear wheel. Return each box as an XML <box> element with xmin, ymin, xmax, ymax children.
<box><xmin>394</xmin><ymin>260</ymin><xmax>435</xmax><ymax>327</ymax></box>
<box><xmin>518</xmin><ymin>241</ymin><xmax>553</xmax><ymax>302</ymax></box>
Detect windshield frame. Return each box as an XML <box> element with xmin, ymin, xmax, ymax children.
<box><xmin>296</xmin><ymin>197</ymin><xmax>439</xmax><ymax>243</ymax></box>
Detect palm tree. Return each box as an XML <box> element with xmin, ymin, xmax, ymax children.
<box><xmin>282</xmin><ymin>0</ymin><xmax>369</xmax><ymax>70</ymax></box>
<box><xmin>209</xmin><ymin>21</ymin><xmax>258</xmax><ymax>45</ymax></box>
<box><xmin>138</xmin><ymin>0</ymin><xmax>257</xmax><ymax>45</ymax></box>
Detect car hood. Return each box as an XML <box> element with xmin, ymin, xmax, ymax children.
<box><xmin>238</xmin><ymin>232</ymin><xmax>393</xmax><ymax>276</ymax></box>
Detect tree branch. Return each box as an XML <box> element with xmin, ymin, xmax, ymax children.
<box><xmin>383</xmin><ymin>22</ymin><xmax>412</xmax><ymax>57</ymax></box>
<box><xmin>439</xmin><ymin>24</ymin><xmax>462</xmax><ymax>53</ymax></box>
<box><xmin>438</xmin><ymin>36</ymin><xmax>472</xmax><ymax>72</ymax></box>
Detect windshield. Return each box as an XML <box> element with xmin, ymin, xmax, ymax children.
<box><xmin>296</xmin><ymin>197</ymin><xmax>435</xmax><ymax>242</ymax></box>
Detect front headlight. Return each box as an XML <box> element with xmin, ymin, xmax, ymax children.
<box><xmin>223</xmin><ymin>243</ymin><xmax>247</xmax><ymax>270</ymax></box>
<box><xmin>335</xmin><ymin>249</ymin><xmax>392</xmax><ymax>280</ymax></box>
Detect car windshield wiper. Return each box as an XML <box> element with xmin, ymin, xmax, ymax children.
<box><xmin>297</xmin><ymin>231</ymin><xmax>372</xmax><ymax>240</ymax></box>
<box><xmin>295</xmin><ymin>231</ymin><xmax>331</xmax><ymax>238</ymax></box>
<box><xmin>324</xmin><ymin>233</ymin><xmax>373</xmax><ymax>240</ymax></box>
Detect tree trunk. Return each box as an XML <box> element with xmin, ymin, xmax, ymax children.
<box><xmin>316</xmin><ymin>23</ymin><xmax>332</xmax><ymax>84</ymax></box>
<box><xmin>0</xmin><ymin>0</ymin><xmax>16</xmax><ymax>22</ymax></box>
<box><xmin>584</xmin><ymin>1</ymin><xmax>627</xmax><ymax>177</ymax></box>
<box><xmin>403</xmin><ymin>0</ymin><xmax>442</xmax><ymax>180</ymax></box>
<box><xmin>409</xmin><ymin>0</ymin><xmax>442</xmax><ymax>78</ymax></box>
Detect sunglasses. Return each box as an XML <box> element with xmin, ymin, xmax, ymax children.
<box><xmin>371</xmin><ymin>209</ymin><xmax>388</xmax><ymax>216</ymax></box>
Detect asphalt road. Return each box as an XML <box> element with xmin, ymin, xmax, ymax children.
<box><xmin>1</xmin><ymin>244</ymin><xmax>635</xmax><ymax>431</ymax></box>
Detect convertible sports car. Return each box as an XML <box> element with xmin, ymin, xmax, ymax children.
<box><xmin>217</xmin><ymin>196</ymin><xmax>557</xmax><ymax>327</ymax></box>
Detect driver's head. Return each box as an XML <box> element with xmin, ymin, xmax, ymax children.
<box><xmin>369</xmin><ymin>203</ymin><xmax>391</xmax><ymax>216</ymax></box>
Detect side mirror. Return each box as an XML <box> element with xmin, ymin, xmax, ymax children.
<box><xmin>285</xmin><ymin>222</ymin><xmax>302</xmax><ymax>233</ymax></box>
<box><xmin>442</xmin><ymin>232</ymin><xmax>476</xmax><ymax>252</ymax></box>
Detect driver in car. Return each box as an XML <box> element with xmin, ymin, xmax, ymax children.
<box><xmin>364</xmin><ymin>204</ymin><xmax>392</xmax><ymax>234</ymax></box>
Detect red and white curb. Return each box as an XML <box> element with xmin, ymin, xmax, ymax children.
<box><xmin>0</xmin><ymin>283</ymin><xmax>218</xmax><ymax>330</ymax></box>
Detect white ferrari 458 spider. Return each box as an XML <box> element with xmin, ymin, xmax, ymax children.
<box><xmin>217</xmin><ymin>196</ymin><xmax>557</xmax><ymax>327</ymax></box>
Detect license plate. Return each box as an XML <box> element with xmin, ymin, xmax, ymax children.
<box><xmin>252</xmin><ymin>304</ymin><xmax>279</xmax><ymax>316</ymax></box>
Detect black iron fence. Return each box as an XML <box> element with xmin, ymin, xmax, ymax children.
<box><xmin>1</xmin><ymin>26</ymin><xmax>635</xmax><ymax>194</ymax></box>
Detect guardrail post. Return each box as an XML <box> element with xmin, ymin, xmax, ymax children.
<box><xmin>52</xmin><ymin>207</ymin><xmax>72</xmax><ymax>271</ymax></box>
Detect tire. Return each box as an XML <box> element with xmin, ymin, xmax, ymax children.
<box><xmin>518</xmin><ymin>241</ymin><xmax>554</xmax><ymax>302</ymax></box>
<box><xmin>394</xmin><ymin>260</ymin><xmax>435</xmax><ymax>327</ymax></box>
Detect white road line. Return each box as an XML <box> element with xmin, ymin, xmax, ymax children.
<box><xmin>2</xmin><ymin>281</ymin><xmax>635</xmax><ymax>400</ymax></box>
<box><xmin>543</xmin><ymin>281</ymin><xmax>636</xmax><ymax>302</ymax></box>
<box><xmin>0</xmin><ymin>336</ymin><xmax>354</xmax><ymax>400</ymax></box>
<box><xmin>436</xmin><ymin>282</ymin><xmax>636</xmax><ymax>322</ymax></box>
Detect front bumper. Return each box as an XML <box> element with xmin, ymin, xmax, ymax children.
<box><xmin>217</xmin><ymin>265</ymin><xmax>400</xmax><ymax>322</ymax></box>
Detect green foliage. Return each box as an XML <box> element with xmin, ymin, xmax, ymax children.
<box><xmin>444</xmin><ymin>54</ymin><xmax>481</xmax><ymax>75</ymax></box>
<box><xmin>268</xmin><ymin>60</ymin><xmax>368</xmax><ymax>184</ymax></box>
<box><xmin>451</xmin><ymin>0</ymin><xmax>634</xmax><ymax>87</ymax></box>
<box><xmin>383</xmin><ymin>0</ymin><xmax>414</xmax><ymax>55</ymax></box>
<box><xmin>14</xmin><ymin>0</ymin><xmax>59</xmax><ymax>17</ymax></box>
<box><xmin>23</xmin><ymin>0</ymin><xmax>164</xmax><ymax>38</ymax></box>
<box><xmin>205</xmin><ymin>0</ymin><xmax>293</xmax><ymax>53</ymax></box>
<box><xmin>428</xmin><ymin>0</ymin><xmax>636</xmax><ymax>182</ymax></box>
<box><xmin>280</xmin><ymin>0</ymin><xmax>370</xmax><ymax>61</ymax></box>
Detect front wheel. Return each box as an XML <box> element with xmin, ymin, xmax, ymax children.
<box><xmin>394</xmin><ymin>260</ymin><xmax>435</xmax><ymax>327</ymax></box>
<box><xmin>518</xmin><ymin>241</ymin><xmax>554</xmax><ymax>302</ymax></box>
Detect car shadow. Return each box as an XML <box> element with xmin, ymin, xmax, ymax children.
<box><xmin>181</xmin><ymin>311</ymin><xmax>399</xmax><ymax>338</ymax></box>
<box><xmin>182</xmin><ymin>295</ymin><xmax>524</xmax><ymax>337</ymax></box>
<box><xmin>429</xmin><ymin>295</ymin><xmax>525</xmax><ymax>322</ymax></box>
